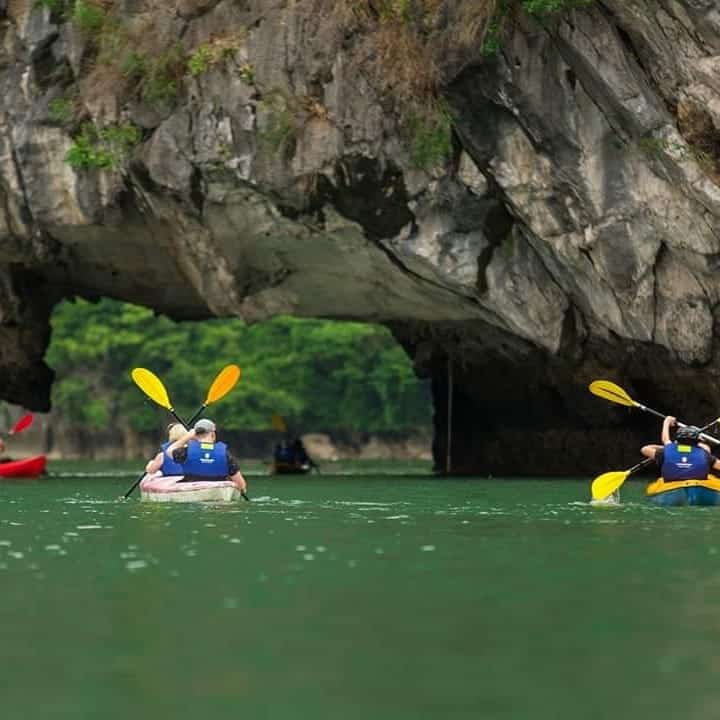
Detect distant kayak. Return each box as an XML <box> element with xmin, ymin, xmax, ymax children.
<box><xmin>0</xmin><ymin>455</ymin><xmax>47</xmax><ymax>478</ymax></box>
<box><xmin>139</xmin><ymin>473</ymin><xmax>242</xmax><ymax>503</ymax></box>
<box><xmin>646</xmin><ymin>476</ymin><xmax>720</xmax><ymax>506</ymax></box>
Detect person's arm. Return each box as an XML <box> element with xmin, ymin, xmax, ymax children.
<box><xmin>226</xmin><ymin>450</ymin><xmax>239</xmax><ymax>476</ymax></box>
<box><xmin>229</xmin><ymin>470</ymin><xmax>247</xmax><ymax>492</ymax></box>
<box><xmin>226</xmin><ymin>450</ymin><xmax>247</xmax><ymax>492</ymax></box>
<box><xmin>166</xmin><ymin>429</ymin><xmax>196</xmax><ymax>458</ymax></box>
<box><xmin>703</xmin><ymin>448</ymin><xmax>720</xmax><ymax>472</ymax></box>
<box><xmin>0</xmin><ymin>438</ymin><xmax>5</xmax><ymax>454</ymax></box>
<box><xmin>641</xmin><ymin>444</ymin><xmax>663</xmax><ymax>460</ymax></box>
<box><xmin>145</xmin><ymin>451</ymin><xmax>164</xmax><ymax>474</ymax></box>
<box><xmin>661</xmin><ymin>416</ymin><xmax>677</xmax><ymax>445</ymax></box>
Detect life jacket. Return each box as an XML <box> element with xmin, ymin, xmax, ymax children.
<box><xmin>661</xmin><ymin>442</ymin><xmax>710</xmax><ymax>481</ymax></box>
<box><xmin>160</xmin><ymin>441</ymin><xmax>184</xmax><ymax>476</ymax></box>
<box><xmin>181</xmin><ymin>440</ymin><xmax>229</xmax><ymax>478</ymax></box>
<box><xmin>275</xmin><ymin>445</ymin><xmax>294</xmax><ymax>463</ymax></box>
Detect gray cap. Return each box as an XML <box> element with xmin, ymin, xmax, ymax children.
<box><xmin>194</xmin><ymin>418</ymin><xmax>216</xmax><ymax>434</ymax></box>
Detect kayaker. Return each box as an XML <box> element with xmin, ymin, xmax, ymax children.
<box><xmin>291</xmin><ymin>437</ymin><xmax>319</xmax><ymax>470</ymax></box>
<box><xmin>640</xmin><ymin>416</ymin><xmax>720</xmax><ymax>479</ymax></box>
<box><xmin>274</xmin><ymin>440</ymin><xmax>294</xmax><ymax>464</ymax></box>
<box><xmin>291</xmin><ymin>438</ymin><xmax>310</xmax><ymax>465</ymax></box>
<box><xmin>145</xmin><ymin>423</ymin><xmax>187</xmax><ymax>475</ymax></box>
<box><xmin>165</xmin><ymin>418</ymin><xmax>248</xmax><ymax>493</ymax></box>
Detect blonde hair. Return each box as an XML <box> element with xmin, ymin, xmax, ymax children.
<box><xmin>167</xmin><ymin>423</ymin><xmax>187</xmax><ymax>442</ymax></box>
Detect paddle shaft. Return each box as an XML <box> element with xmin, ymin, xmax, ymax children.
<box><xmin>188</xmin><ymin>405</ymin><xmax>207</xmax><ymax>428</ymax></box>
<box><xmin>590</xmin><ymin>382</ymin><xmax>720</xmax><ymax>444</ymax></box>
<box><xmin>124</xmin><ymin>471</ymin><xmax>148</xmax><ymax>499</ymax></box>
<box><xmin>626</xmin><ymin>457</ymin><xmax>654</xmax><ymax>476</ymax></box>
<box><xmin>633</xmin><ymin>403</ymin><xmax>720</xmax><ymax>446</ymax></box>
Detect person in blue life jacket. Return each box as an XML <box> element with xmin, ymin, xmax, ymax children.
<box><xmin>165</xmin><ymin>418</ymin><xmax>248</xmax><ymax>493</ymax></box>
<box><xmin>641</xmin><ymin>415</ymin><xmax>720</xmax><ymax>480</ymax></box>
<box><xmin>145</xmin><ymin>423</ymin><xmax>187</xmax><ymax>475</ymax></box>
<box><xmin>274</xmin><ymin>441</ymin><xmax>294</xmax><ymax>464</ymax></box>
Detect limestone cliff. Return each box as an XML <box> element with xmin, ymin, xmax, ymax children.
<box><xmin>2</xmin><ymin>0</ymin><xmax>720</xmax><ymax>474</ymax></box>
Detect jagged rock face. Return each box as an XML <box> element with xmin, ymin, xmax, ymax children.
<box><xmin>1</xmin><ymin>0</ymin><xmax>720</xmax><ymax>473</ymax></box>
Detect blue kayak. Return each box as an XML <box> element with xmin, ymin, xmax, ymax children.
<box><xmin>646</xmin><ymin>477</ymin><xmax>720</xmax><ymax>507</ymax></box>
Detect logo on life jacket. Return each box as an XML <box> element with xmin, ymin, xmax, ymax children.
<box><xmin>676</xmin><ymin>445</ymin><xmax>693</xmax><ymax>468</ymax></box>
<box><xmin>200</xmin><ymin>443</ymin><xmax>215</xmax><ymax>464</ymax></box>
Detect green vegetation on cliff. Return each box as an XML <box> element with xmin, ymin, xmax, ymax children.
<box><xmin>65</xmin><ymin>122</ymin><xmax>141</xmax><ymax>169</ymax></box>
<box><xmin>46</xmin><ymin>299</ymin><xmax>430</xmax><ymax>433</ymax></box>
<box><xmin>335</xmin><ymin>0</ymin><xmax>595</xmax><ymax>166</ymax></box>
<box><xmin>42</xmin><ymin>0</ymin><xmax>594</xmax><ymax>173</ymax></box>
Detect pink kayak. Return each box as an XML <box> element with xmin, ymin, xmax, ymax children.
<box><xmin>0</xmin><ymin>455</ymin><xmax>47</xmax><ymax>478</ymax></box>
<box><xmin>139</xmin><ymin>473</ymin><xmax>241</xmax><ymax>503</ymax></box>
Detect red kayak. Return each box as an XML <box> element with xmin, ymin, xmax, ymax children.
<box><xmin>0</xmin><ymin>455</ymin><xmax>46</xmax><ymax>478</ymax></box>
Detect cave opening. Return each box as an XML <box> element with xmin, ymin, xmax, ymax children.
<box><xmin>1</xmin><ymin>296</ymin><xmax>433</xmax><ymax>465</ymax></box>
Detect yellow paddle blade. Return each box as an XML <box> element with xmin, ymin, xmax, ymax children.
<box><xmin>588</xmin><ymin>380</ymin><xmax>635</xmax><ymax>408</ymax></box>
<box><xmin>205</xmin><ymin>364</ymin><xmax>241</xmax><ymax>405</ymax></box>
<box><xmin>271</xmin><ymin>414</ymin><xmax>287</xmax><ymax>433</ymax></box>
<box><xmin>131</xmin><ymin>368</ymin><xmax>172</xmax><ymax>410</ymax></box>
<box><xmin>591</xmin><ymin>470</ymin><xmax>630</xmax><ymax>501</ymax></box>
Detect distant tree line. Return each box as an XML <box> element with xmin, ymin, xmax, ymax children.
<box><xmin>44</xmin><ymin>298</ymin><xmax>431</xmax><ymax>434</ymax></box>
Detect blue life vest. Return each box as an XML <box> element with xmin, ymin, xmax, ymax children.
<box><xmin>275</xmin><ymin>445</ymin><xmax>294</xmax><ymax>463</ymax></box>
<box><xmin>160</xmin><ymin>441</ymin><xmax>184</xmax><ymax>476</ymax></box>
<box><xmin>662</xmin><ymin>442</ymin><xmax>710</xmax><ymax>481</ymax></box>
<box><xmin>181</xmin><ymin>440</ymin><xmax>229</xmax><ymax>478</ymax></box>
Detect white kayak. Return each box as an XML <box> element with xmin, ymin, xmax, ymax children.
<box><xmin>139</xmin><ymin>473</ymin><xmax>242</xmax><ymax>503</ymax></box>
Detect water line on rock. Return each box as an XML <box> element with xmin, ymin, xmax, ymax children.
<box><xmin>446</xmin><ymin>355</ymin><xmax>453</xmax><ymax>475</ymax></box>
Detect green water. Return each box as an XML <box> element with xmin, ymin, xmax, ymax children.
<box><xmin>3</xmin><ymin>464</ymin><xmax>720</xmax><ymax>719</ymax></box>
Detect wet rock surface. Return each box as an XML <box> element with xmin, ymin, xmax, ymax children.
<box><xmin>2</xmin><ymin>1</ymin><xmax>720</xmax><ymax>473</ymax></box>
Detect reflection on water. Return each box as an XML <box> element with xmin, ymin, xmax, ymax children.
<box><xmin>2</xmin><ymin>470</ymin><xmax>720</xmax><ymax>719</ymax></box>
